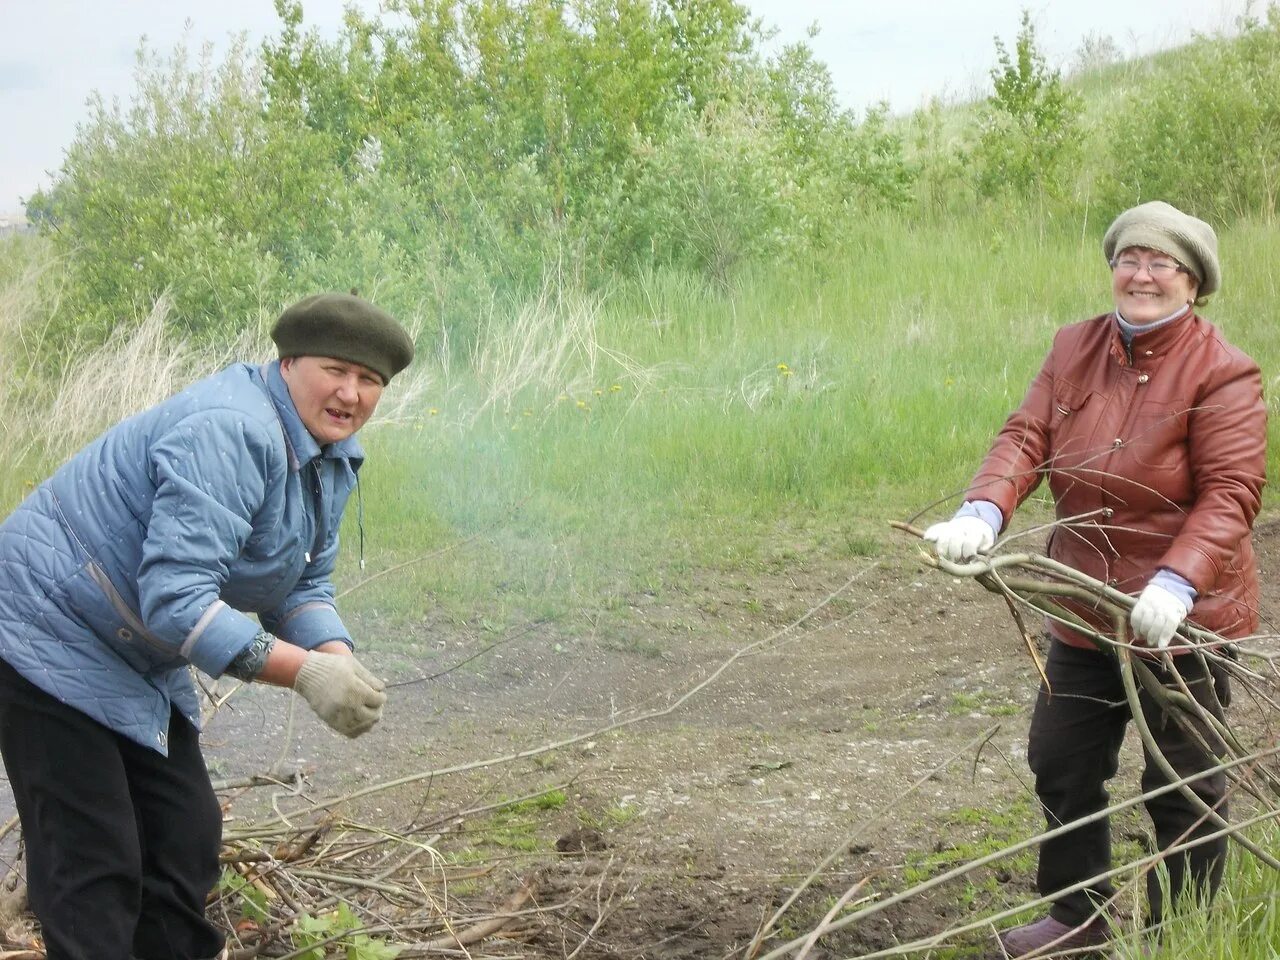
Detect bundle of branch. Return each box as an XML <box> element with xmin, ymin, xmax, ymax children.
<box><xmin>891</xmin><ymin>518</ymin><xmax>1280</xmax><ymax>871</ymax></box>
<box><xmin>749</xmin><ymin>524</ymin><xmax>1280</xmax><ymax>960</ymax></box>
<box><xmin>0</xmin><ymin>781</ymin><xmax>591</xmax><ymax>959</ymax></box>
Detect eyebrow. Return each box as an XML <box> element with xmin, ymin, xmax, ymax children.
<box><xmin>332</xmin><ymin>361</ymin><xmax>384</xmax><ymax>383</ymax></box>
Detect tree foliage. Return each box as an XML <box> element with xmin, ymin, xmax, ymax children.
<box><xmin>33</xmin><ymin>0</ymin><xmax>913</xmax><ymax>348</ymax></box>
<box><xmin>1100</xmin><ymin>6</ymin><xmax>1280</xmax><ymax>224</ymax></box>
<box><xmin>30</xmin><ymin>0</ymin><xmax>1280</xmax><ymax>354</ymax></box>
<box><xmin>972</xmin><ymin>10</ymin><xmax>1082</xmax><ymax>204</ymax></box>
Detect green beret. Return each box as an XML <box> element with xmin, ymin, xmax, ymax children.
<box><xmin>271</xmin><ymin>293</ymin><xmax>414</xmax><ymax>383</ymax></box>
<box><xmin>1102</xmin><ymin>201</ymin><xmax>1221</xmax><ymax>299</ymax></box>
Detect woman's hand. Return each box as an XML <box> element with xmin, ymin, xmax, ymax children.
<box><xmin>293</xmin><ymin>652</ymin><xmax>387</xmax><ymax>737</ymax></box>
<box><xmin>1130</xmin><ymin>583</ymin><xmax>1189</xmax><ymax>648</ymax></box>
<box><xmin>923</xmin><ymin>516</ymin><xmax>996</xmax><ymax>562</ymax></box>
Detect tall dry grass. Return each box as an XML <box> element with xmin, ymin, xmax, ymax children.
<box><xmin>469</xmin><ymin>281</ymin><xmax>653</xmax><ymax>420</ymax></box>
<box><xmin>42</xmin><ymin>297</ymin><xmax>244</xmax><ymax>456</ymax></box>
<box><xmin>0</xmin><ymin>249</ymin><xmax>434</xmax><ymax>507</ymax></box>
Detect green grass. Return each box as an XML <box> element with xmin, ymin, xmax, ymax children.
<box><xmin>947</xmin><ymin>691</ymin><xmax>1023</xmax><ymax>717</ymax></box>
<box><xmin>900</xmin><ymin>808</ymin><xmax>1280</xmax><ymax>958</ymax></box>
<box><xmin>314</xmin><ymin>209</ymin><xmax>1280</xmax><ymax>641</ymax></box>
<box><xmin>453</xmin><ymin>788</ymin><xmax>569</xmax><ymax>856</ymax></box>
<box><xmin>903</xmin><ymin>798</ymin><xmax>1039</xmax><ymax>889</ymax></box>
<box><xmin>9</xmin><ymin>210</ymin><xmax>1279</xmax><ymax>642</ymax></box>
<box><xmin>1110</xmin><ymin>824</ymin><xmax>1280</xmax><ymax>957</ymax></box>
<box><xmin>576</xmin><ymin>799</ymin><xmax>638</xmax><ymax>831</ymax></box>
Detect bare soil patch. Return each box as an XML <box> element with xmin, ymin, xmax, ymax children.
<box><xmin>13</xmin><ymin>521</ymin><xmax>1280</xmax><ymax>958</ymax></box>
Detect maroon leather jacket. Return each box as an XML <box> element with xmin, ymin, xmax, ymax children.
<box><xmin>967</xmin><ymin>312</ymin><xmax>1266</xmax><ymax>648</ymax></box>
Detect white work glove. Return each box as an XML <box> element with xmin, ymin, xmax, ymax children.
<box><xmin>293</xmin><ymin>652</ymin><xmax>387</xmax><ymax>738</ymax></box>
<box><xmin>1129</xmin><ymin>583</ymin><xmax>1189</xmax><ymax>649</ymax></box>
<box><xmin>923</xmin><ymin>515</ymin><xmax>996</xmax><ymax>562</ymax></box>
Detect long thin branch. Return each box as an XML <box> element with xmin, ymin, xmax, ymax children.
<box><xmin>834</xmin><ymin>804</ymin><xmax>1280</xmax><ymax>960</ymax></box>
<box><xmin>230</xmin><ymin>562</ymin><xmax>879</xmax><ymax>838</ymax></box>
<box><xmin>744</xmin><ymin>726</ymin><xmax>1002</xmax><ymax>959</ymax></box>
<box><xmin>1118</xmin><ymin>649</ymin><xmax>1280</xmax><ymax>870</ymax></box>
<box><xmin>752</xmin><ymin>745</ymin><xmax>1280</xmax><ymax>959</ymax></box>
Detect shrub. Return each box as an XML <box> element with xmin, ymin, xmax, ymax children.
<box><xmin>33</xmin><ymin>0</ymin><xmax>913</xmax><ymax>352</ymax></box>
<box><xmin>1100</xmin><ymin>7</ymin><xmax>1280</xmax><ymax>224</ymax></box>
<box><xmin>32</xmin><ymin>34</ymin><xmax>355</xmax><ymax>347</ymax></box>
<box><xmin>971</xmin><ymin>10</ymin><xmax>1083</xmax><ymax>206</ymax></box>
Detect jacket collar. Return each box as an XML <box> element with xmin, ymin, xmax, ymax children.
<box><xmin>260</xmin><ymin>361</ymin><xmax>365</xmax><ymax>472</ymax></box>
<box><xmin>1107</xmin><ymin>310</ymin><xmax>1197</xmax><ymax>366</ymax></box>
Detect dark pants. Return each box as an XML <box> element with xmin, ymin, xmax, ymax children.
<box><xmin>1028</xmin><ymin>640</ymin><xmax>1228</xmax><ymax>927</ymax></box>
<box><xmin>0</xmin><ymin>658</ymin><xmax>224</xmax><ymax>960</ymax></box>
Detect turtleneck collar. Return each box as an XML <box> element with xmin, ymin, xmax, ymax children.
<box><xmin>1107</xmin><ymin>306</ymin><xmax>1198</xmax><ymax>367</ymax></box>
<box><xmin>1114</xmin><ymin>303</ymin><xmax>1191</xmax><ymax>345</ymax></box>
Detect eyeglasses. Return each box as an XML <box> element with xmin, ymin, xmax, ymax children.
<box><xmin>1109</xmin><ymin>257</ymin><xmax>1188</xmax><ymax>279</ymax></box>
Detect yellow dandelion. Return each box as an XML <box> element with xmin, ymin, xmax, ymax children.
<box><xmin>429</xmin><ymin>408</ymin><xmax>439</xmax><ymax>416</ymax></box>
<box><xmin>944</xmin><ymin>377</ymin><xmax>955</xmax><ymax>387</ymax></box>
<box><xmin>777</xmin><ymin>362</ymin><xmax>790</xmax><ymax>372</ymax></box>
<box><xmin>593</xmin><ymin>388</ymin><xmax>603</xmax><ymax>396</ymax></box>
<box><xmin>609</xmin><ymin>384</ymin><xmax>621</xmax><ymax>392</ymax></box>
<box><xmin>576</xmin><ymin>399</ymin><xmax>589</xmax><ymax>410</ymax></box>
<box><xmin>781</xmin><ymin>369</ymin><xmax>793</xmax><ymax>377</ymax></box>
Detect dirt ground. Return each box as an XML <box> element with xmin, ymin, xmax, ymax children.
<box><xmin>192</xmin><ymin>516</ymin><xmax>1280</xmax><ymax>958</ymax></box>
<box><xmin>14</xmin><ymin>520</ymin><xmax>1280</xmax><ymax>958</ymax></box>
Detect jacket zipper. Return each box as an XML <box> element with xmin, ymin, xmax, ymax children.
<box><xmin>309</xmin><ymin>460</ymin><xmax>327</xmax><ymax>564</ymax></box>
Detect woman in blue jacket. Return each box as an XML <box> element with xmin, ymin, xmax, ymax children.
<box><xmin>0</xmin><ymin>292</ymin><xmax>414</xmax><ymax>960</ymax></box>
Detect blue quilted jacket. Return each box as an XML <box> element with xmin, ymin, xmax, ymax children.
<box><xmin>0</xmin><ymin>360</ymin><xmax>363</xmax><ymax>752</ymax></box>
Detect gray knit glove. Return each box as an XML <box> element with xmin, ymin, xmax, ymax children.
<box><xmin>293</xmin><ymin>652</ymin><xmax>387</xmax><ymax>738</ymax></box>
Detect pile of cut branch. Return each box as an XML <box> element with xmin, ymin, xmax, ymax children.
<box><xmin>0</xmin><ymin>771</ymin><xmax>621</xmax><ymax>959</ymax></box>
<box><xmin>212</xmin><ymin>783</ymin><xmax>586</xmax><ymax>960</ymax></box>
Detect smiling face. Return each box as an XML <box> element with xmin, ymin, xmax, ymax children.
<box><xmin>279</xmin><ymin>355</ymin><xmax>385</xmax><ymax>444</ymax></box>
<box><xmin>1111</xmin><ymin>245</ymin><xmax>1200</xmax><ymax>325</ymax></box>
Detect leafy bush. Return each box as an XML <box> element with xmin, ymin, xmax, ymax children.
<box><xmin>1101</xmin><ymin>7</ymin><xmax>1280</xmax><ymax>224</ymax></box>
<box><xmin>31</xmin><ymin>31</ymin><xmax>401</xmax><ymax>348</ymax></box>
<box><xmin>625</xmin><ymin>98</ymin><xmax>798</xmax><ymax>284</ymax></box>
<box><xmin>32</xmin><ymin>0</ymin><xmax>912</xmax><ymax>352</ymax></box>
<box><xmin>971</xmin><ymin>11</ymin><xmax>1083</xmax><ymax>205</ymax></box>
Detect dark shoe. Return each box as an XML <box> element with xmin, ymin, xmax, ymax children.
<box><xmin>998</xmin><ymin>915</ymin><xmax>1110</xmax><ymax>957</ymax></box>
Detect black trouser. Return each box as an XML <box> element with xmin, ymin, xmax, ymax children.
<box><xmin>0</xmin><ymin>658</ymin><xmax>224</xmax><ymax>960</ymax></box>
<box><xmin>1027</xmin><ymin>640</ymin><xmax>1228</xmax><ymax>928</ymax></box>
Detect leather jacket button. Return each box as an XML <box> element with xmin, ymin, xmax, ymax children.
<box><xmin>1137</xmin><ymin>373</ymin><xmax>1149</xmax><ymax>384</ymax></box>
<box><xmin>1102</xmin><ymin>508</ymin><xmax>1114</xmax><ymax>518</ymax></box>
<box><xmin>1113</xmin><ymin>438</ymin><xmax>1123</xmax><ymax>447</ymax></box>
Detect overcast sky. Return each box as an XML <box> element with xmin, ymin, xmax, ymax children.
<box><xmin>0</xmin><ymin>0</ymin><xmax>1251</xmax><ymax>213</ymax></box>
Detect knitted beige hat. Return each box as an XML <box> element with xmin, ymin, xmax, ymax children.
<box><xmin>1102</xmin><ymin>201</ymin><xmax>1220</xmax><ymax>298</ymax></box>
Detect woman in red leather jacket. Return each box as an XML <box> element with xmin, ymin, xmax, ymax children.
<box><xmin>925</xmin><ymin>201</ymin><xmax>1266</xmax><ymax>956</ymax></box>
